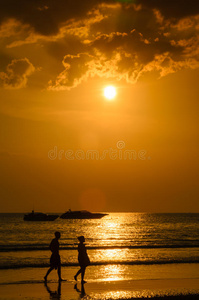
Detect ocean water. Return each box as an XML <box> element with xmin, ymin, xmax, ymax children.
<box><xmin>0</xmin><ymin>213</ymin><xmax>199</xmax><ymax>271</ymax></box>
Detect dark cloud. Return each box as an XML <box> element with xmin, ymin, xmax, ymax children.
<box><xmin>138</xmin><ymin>0</ymin><xmax>199</xmax><ymax>19</ymax></box>
<box><xmin>48</xmin><ymin>53</ymin><xmax>92</xmax><ymax>89</ymax></box>
<box><xmin>1</xmin><ymin>0</ymin><xmax>199</xmax><ymax>36</ymax></box>
<box><xmin>90</xmin><ymin>4</ymin><xmax>160</xmax><ymax>39</ymax></box>
<box><xmin>49</xmin><ymin>21</ymin><xmax>199</xmax><ymax>90</ymax></box>
<box><xmin>0</xmin><ymin>58</ymin><xmax>35</xmax><ymax>89</ymax></box>
<box><xmin>0</xmin><ymin>0</ymin><xmax>104</xmax><ymax>35</ymax></box>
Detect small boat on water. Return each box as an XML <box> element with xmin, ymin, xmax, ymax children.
<box><xmin>24</xmin><ymin>210</ymin><xmax>59</xmax><ymax>221</ymax></box>
<box><xmin>60</xmin><ymin>209</ymin><xmax>108</xmax><ymax>219</ymax></box>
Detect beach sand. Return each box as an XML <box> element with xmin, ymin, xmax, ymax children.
<box><xmin>0</xmin><ymin>264</ymin><xmax>199</xmax><ymax>300</ymax></box>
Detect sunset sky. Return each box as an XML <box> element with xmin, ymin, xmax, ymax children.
<box><xmin>0</xmin><ymin>0</ymin><xmax>199</xmax><ymax>213</ymax></box>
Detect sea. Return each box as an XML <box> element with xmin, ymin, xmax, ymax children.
<box><xmin>0</xmin><ymin>212</ymin><xmax>199</xmax><ymax>271</ymax></box>
<box><xmin>1</xmin><ymin>212</ymin><xmax>199</xmax><ymax>299</ymax></box>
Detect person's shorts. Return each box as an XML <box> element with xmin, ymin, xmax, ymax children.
<box><xmin>50</xmin><ymin>253</ymin><xmax>61</xmax><ymax>269</ymax></box>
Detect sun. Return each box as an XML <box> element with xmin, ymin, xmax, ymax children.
<box><xmin>104</xmin><ymin>86</ymin><xmax>117</xmax><ymax>100</ymax></box>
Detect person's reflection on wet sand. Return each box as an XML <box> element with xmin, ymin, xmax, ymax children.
<box><xmin>74</xmin><ymin>283</ymin><xmax>86</xmax><ymax>298</ymax></box>
<box><xmin>44</xmin><ymin>281</ymin><xmax>61</xmax><ymax>299</ymax></box>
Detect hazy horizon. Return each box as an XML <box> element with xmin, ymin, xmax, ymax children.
<box><xmin>1</xmin><ymin>211</ymin><xmax>199</xmax><ymax>214</ymax></box>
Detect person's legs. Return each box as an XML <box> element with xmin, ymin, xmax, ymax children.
<box><xmin>81</xmin><ymin>267</ymin><xmax>86</xmax><ymax>283</ymax></box>
<box><xmin>57</xmin><ymin>264</ymin><xmax>63</xmax><ymax>281</ymax></box>
<box><xmin>44</xmin><ymin>267</ymin><xmax>54</xmax><ymax>281</ymax></box>
<box><xmin>74</xmin><ymin>268</ymin><xmax>82</xmax><ymax>280</ymax></box>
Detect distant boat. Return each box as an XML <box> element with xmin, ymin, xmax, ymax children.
<box><xmin>60</xmin><ymin>209</ymin><xmax>108</xmax><ymax>219</ymax></box>
<box><xmin>24</xmin><ymin>210</ymin><xmax>59</xmax><ymax>221</ymax></box>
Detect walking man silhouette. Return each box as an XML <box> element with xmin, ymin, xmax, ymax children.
<box><xmin>44</xmin><ymin>231</ymin><xmax>63</xmax><ymax>282</ymax></box>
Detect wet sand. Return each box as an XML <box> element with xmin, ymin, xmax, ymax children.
<box><xmin>1</xmin><ymin>278</ymin><xmax>199</xmax><ymax>299</ymax></box>
<box><xmin>0</xmin><ymin>265</ymin><xmax>199</xmax><ymax>299</ymax></box>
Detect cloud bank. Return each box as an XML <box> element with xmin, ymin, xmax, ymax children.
<box><xmin>0</xmin><ymin>0</ymin><xmax>199</xmax><ymax>89</ymax></box>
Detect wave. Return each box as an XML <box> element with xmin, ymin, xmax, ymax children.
<box><xmin>1</xmin><ymin>244</ymin><xmax>199</xmax><ymax>252</ymax></box>
<box><xmin>1</xmin><ymin>259</ymin><xmax>199</xmax><ymax>270</ymax></box>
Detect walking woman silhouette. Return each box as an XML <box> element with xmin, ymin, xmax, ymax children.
<box><xmin>74</xmin><ymin>236</ymin><xmax>90</xmax><ymax>283</ymax></box>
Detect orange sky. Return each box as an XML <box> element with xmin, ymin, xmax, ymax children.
<box><xmin>0</xmin><ymin>1</ymin><xmax>199</xmax><ymax>212</ymax></box>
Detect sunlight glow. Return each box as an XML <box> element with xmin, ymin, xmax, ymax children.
<box><xmin>104</xmin><ymin>86</ymin><xmax>116</xmax><ymax>100</ymax></box>
<box><xmin>103</xmin><ymin>264</ymin><xmax>123</xmax><ymax>281</ymax></box>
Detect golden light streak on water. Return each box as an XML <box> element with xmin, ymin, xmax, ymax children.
<box><xmin>99</xmin><ymin>264</ymin><xmax>125</xmax><ymax>282</ymax></box>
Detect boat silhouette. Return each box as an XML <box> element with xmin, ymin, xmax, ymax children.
<box><xmin>24</xmin><ymin>210</ymin><xmax>59</xmax><ymax>221</ymax></box>
<box><xmin>60</xmin><ymin>209</ymin><xmax>108</xmax><ymax>219</ymax></box>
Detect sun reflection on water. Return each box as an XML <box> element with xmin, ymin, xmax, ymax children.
<box><xmin>103</xmin><ymin>249</ymin><xmax>127</xmax><ymax>260</ymax></box>
<box><xmin>105</xmin><ymin>221</ymin><xmax>119</xmax><ymax>229</ymax></box>
<box><xmin>99</xmin><ymin>291</ymin><xmax>135</xmax><ymax>299</ymax></box>
<box><xmin>100</xmin><ymin>264</ymin><xmax>125</xmax><ymax>281</ymax></box>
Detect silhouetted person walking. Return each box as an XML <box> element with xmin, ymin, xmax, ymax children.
<box><xmin>74</xmin><ymin>236</ymin><xmax>90</xmax><ymax>284</ymax></box>
<box><xmin>44</xmin><ymin>231</ymin><xmax>63</xmax><ymax>282</ymax></box>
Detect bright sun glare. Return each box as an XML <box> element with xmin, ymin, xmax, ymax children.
<box><xmin>104</xmin><ymin>86</ymin><xmax>116</xmax><ymax>100</ymax></box>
